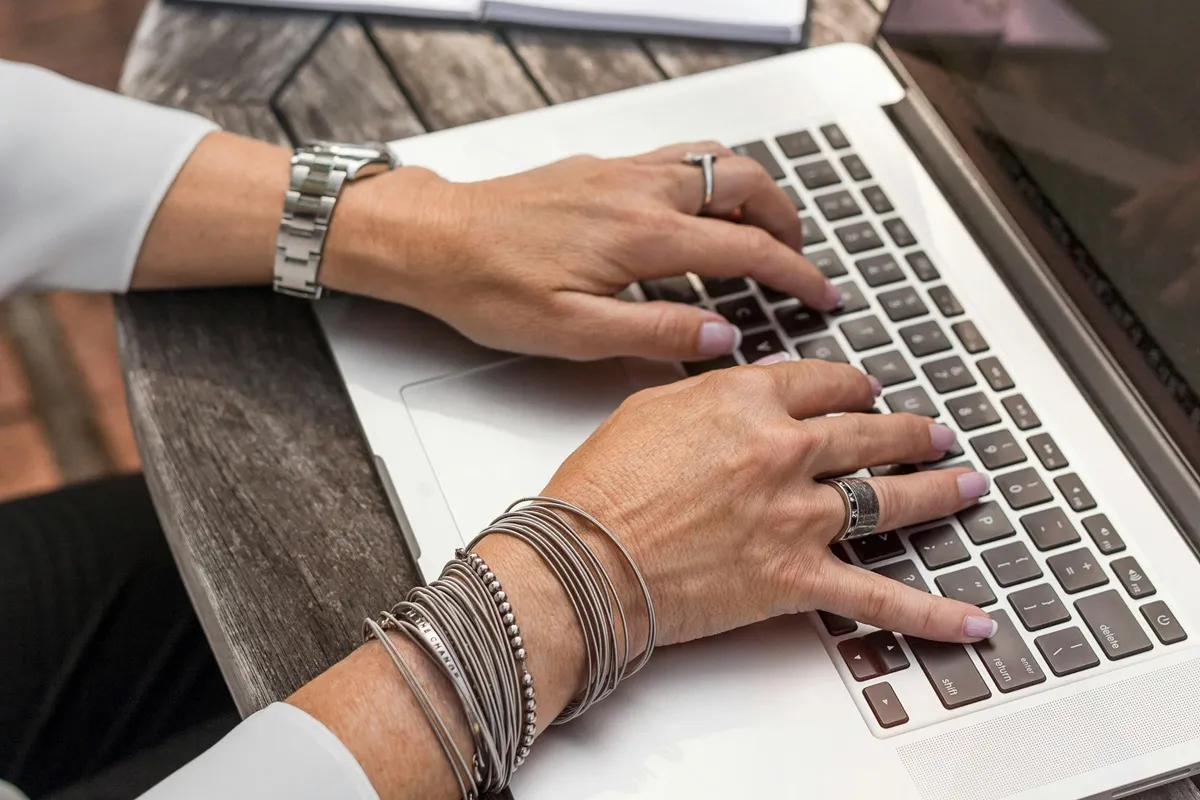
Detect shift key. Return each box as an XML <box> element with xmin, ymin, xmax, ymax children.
<box><xmin>907</xmin><ymin>637</ymin><xmax>992</xmax><ymax>709</ymax></box>
<box><xmin>972</xmin><ymin>610</ymin><xmax>1046</xmax><ymax>692</ymax></box>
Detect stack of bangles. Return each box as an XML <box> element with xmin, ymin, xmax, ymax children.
<box><xmin>363</xmin><ymin>497</ymin><xmax>657</xmax><ymax>799</ymax></box>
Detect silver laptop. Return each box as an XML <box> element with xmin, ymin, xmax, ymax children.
<box><xmin>315</xmin><ymin>2</ymin><xmax>1200</xmax><ymax>798</ymax></box>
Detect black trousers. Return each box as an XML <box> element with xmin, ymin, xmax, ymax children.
<box><xmin>0</xmin><ymin>476</ymin><xmax>238</xmax><ymax>799</ymax></box>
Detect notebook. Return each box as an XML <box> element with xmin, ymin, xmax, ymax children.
<box><xmin>191</xmin><ymin>0</ymin><xmax>810</xmax><ymax>44</ymax></box>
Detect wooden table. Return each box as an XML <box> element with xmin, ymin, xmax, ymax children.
<box><xmin>116</xmin><ymin>3</ymin><xmax>1199</xmax><ymax>798</ymax></box>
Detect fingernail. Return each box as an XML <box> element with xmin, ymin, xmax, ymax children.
<box><xmin>929</xmin><ymin>423</ymin><xmax>957</xmax><ymax>452</ymax></box>
<box><xmin>867</xmin><ymin>375</ymin><xmax>883</xmax><ymax>397</ymax></box>
<box><xmin>957</xmin><ymin>471</ymin><xmax>990</xmax><ymax>500</ymax></box>
<box><xmin>822</xmin><ymin>281</ymin><xmax>843</xmax><ymax>311</ymax></box>
<box><xmin>753</xmin><ymin>351</ymin><xmax>793</xmax><ymax>366</ymax></box>
<box><xmin>963</xmin><ymin>615</ymin><xmax>999</xmax><ymax>639</ymax></box>
<box><xmin>698</xmin><ymin>322</ymin><xmax>741</xmax><ymax>356</ymax></box>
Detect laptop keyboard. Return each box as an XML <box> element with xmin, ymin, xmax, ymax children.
<box><xmin>637</xmin><ymin>122</ymin><xmax>1188</xmax><ymax>735</ymax></box>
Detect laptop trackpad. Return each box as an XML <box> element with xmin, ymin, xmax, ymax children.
<box><xmin>402</xmin><ymin>356</ymin><xmax>669</xmax><ymax>540</ymax></box>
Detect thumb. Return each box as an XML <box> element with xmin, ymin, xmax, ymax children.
<box><xmin>820</xmin><ymin>558</ymin><xmax>998</xmax><ymax>643</ymax></box>
<box><xmin>578</xmin><ymin>297</ymin><xmax>743</xmax><ymax>361</ymax></box>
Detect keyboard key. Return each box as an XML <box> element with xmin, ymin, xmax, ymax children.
<box><xmin>865</xmin><ymin>631</ymin><xmax>910</xmax><ymax>674</ymax></box>
<box><xmin>796</xmin><ymin>159</ymin><xmax>841</xmax><ymax>190</ymax></box>
<box><xmin>885</xmin><ymin>386</ymin><xmax>939</xmax><ymax>418</ymax></box>
<box><xmin>862</xmin><ymin>351</ymin><xmax>915</xmax><ymax>387</ymax></box>
<box><xmin>814</xmin><ymin>190</ymin><xmax>861</xmax><ymax>221</ymax></box>
<box><xmin>684</xmin><ymin>356</ymin><xmax>736</xmax><ymax>376</ymax></box>
<box><xmin>797</xmin><ymin>336</ymin><xmax>848</xmax><ymax>363</ymax></box>
<box><xmin>970</xmin><ymin>430</ymin><xmax>1025</xmax><ymax>470</ymax></box>
<box><xmin>1141</xmin><ymin>600</ymin><xmax>1187</xmax><ymax>644</ymax></box>
<box><xmin>1002</xmin><ymin>394</ymin><xmax>1041</xmax><ymax>430</ymax></box>
<box><xmin>1048</xmin><ymin>548</ymin><xmax>1108</xmax><ymax>594</ymax></box>
<box><xmin>906</xmin><ymin>251</ymin><xmax>940</xmax><ymax>282</ymax></box>
<box><xmin>928</xmin><ymin>285</ymin><xmax>965</xmax><ymax>318</ymax></box>
<box><xmin>959</xmin><ymin>502</ymin><xmax>1015</xmax><ymax>544</ymax></box>
<box><xmin>800</xmin><ymin>216</ymin><xmax>828</xmax><ymax>245</ymax></box>
<box><xmin>702</xmin><ymin>276</ymin><xmax>749</xmax><ymax>298</ymax></box>
<box><xmin>856</xmin><ymin>254</ymin><xmax>906</xmax><ymax>287</ymax></box>
<box><xmin>983</xmin><ymin>541</ymin><xmax>1043</xmax><ymax>587</ymax></box>
<box><xmin>1111</xmin><ymin>556</ymin><xmax>1156</xmax><ymax>599</ymax></box>
<box><xmin>1009</xmin><ymin>583</ymin><xmax>1071</xmax><ymax>631</ymax></box>
<box><xmin>820</xmin><ymin>123</ymin><xmax>850</xmax><ymax>150</ymax></box>
<box><xmin>776</xmin><ymin>305</ymin><xmax>826</xmax><ymax>338</ymax></box>
<box><xmin>776</xmin><ymin>130</ymin><xmax>821</xmax><ymax>159</ymax></box>
<box><xmin>836</xmin><ymin>221</ymin><xmax>884</xmax><ymax>254</ymax></box>
<box><xmin>906</xmin><ymin>637</ymin><xmax>991</xmax><ymax>709</ymax></box>
<box><xmin>841</xmin><ymin>315</ymin><xmax>892</xmax><ymax>352</ymax></box>
<box><xmin>861</xmin><ymin>185</ymin><xmax>893</xmax><ymax>214</ymax></box>
<box><xmin>995</xmin><ymin>467</ymin><xmax>1053</xmax><ymax>510</ymax></box>
<box><xmin>863</xmin><ymin>682</ymin><xmax>908</xmax><ymax>728</ymax></box>
<box><xmin>641</xmin><ymin>276</ymin><xmax>699</xmax><ymax>304</ymax></box>
<box><xmin>952</xmin><ymin>320</ymin><xmax>988</xmax><ymax>354</ymax></box>
<box><xmin>924</xmin><ymin>356</ymin><xmax>976</xmax><ymax>395</ymax></box>
<box><xmin>899</xmin><ymin>320</ymin><xmax>951</xmax><ymax>357</ymax></box>
<box><xmin>1026</xmin><ymin>433</ymin><xmax>1068</xmax><ymax>471</ymax></box>
<box><xmin>873</xmin><ymin>558</ymin><xmax>930</xmax><ymax>592</ymax></box>
<box><xmin>1082</xmin><ymin>514</ymin><xmax>1126</xmax><ymax>555</ymax></box>
<box><xmin>911</xmin><ymin>524</ymin><xmax>970</xmax><ymax>570</ymax></box>
<box><xmin>850</xmin><ymin>531</ymin><xmax>906</xmax><ymax>564</ymax></box>
<box><xmin>1055</xmin><ymin>473</ymin><xmax>1096</xmax><ymax>512</ymax></box>
<box><xmin>760</xmin><ymin>285</ymin><xmax>790</xmax><ymax>304</ymax></box>
<box><xmin>733</xmin><ymin>141</ymin><xmax>785</xmax><ymax>180</ymax></box>
<box><xmin>1021</xmin><ymin>508</ymin><xmax>1080</xmax><ymax>552</ymax></box>
<box><xmin>882</xmin><ymin>217</ymin><xmax>917</xmax><ymax>248</ymax></box>
<box><xmin>973</xmin><ymin>610</ymin><xmax>1046</xmax><ymax>693</ymax></box>
<box><xmin>842</xmin><ymin>154</ymin><xmax>871</xmax><ymax>181</ymax></box>
<box><xmin>946</xmin><ymin>393</ymin><xmax>1001</xmax><ymax>431</ymax></box>
<box><xmin>716</xmin><ymin>296</ymin><xmax>767</xmax><ymax>329</ymax></box>
<box><xmin>830</xmin><ymin>281</ymin><xmax>870</xmax><ymax>316</ymax></box>
<box><xmin>870</xmin><ymin>463</ymin><xmax>917</xmax><ymax>477</ymax></box>
<box><xmin>808</xmin><ymin>249</ymin><xmax>847</xmax><ymax>279</ymax></box>
<box><xmin>839</xmin><ymin>636</ymin><xmax>882</xmax><ymax>681</ymax></box>
<box><xmin>878</xmin><ymin>286</ymin><xmax>928</xmax><ymax>322</ymax></box>
<box><xmin>1035</xmin><ymin>627</ymin><xmax>1100</xmax><ymax>676</ymax></box>
<box><xmin>740</xmin><ymin>330</ymin><xmax>785</xmax><ymax>361</ymax></box>
<box><xmin>936</xmin><ymin>566</ymin><xmax>996</xmax><ymax>607</ymax></box>
<box><xmin>1076</xmin><ymin>590</ymin><xmax>1153</xmax><ymax>660</ymax></box>
<box><xmin>781</xmin><ymin>185</ymin><xmax>805</xmax><ymax>210</ymax></box>
<box><xmin>819</xmin><ymin>610</ymin><xmax>857</xmax><ymax>636</ymax></box>
<box><xmin>977</xmin><ymin>357</ymin><xmax>1014</xmax><ymax>391</ymax></box>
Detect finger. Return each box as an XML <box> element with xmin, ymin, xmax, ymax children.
<box><xmin>818</xmin><ymin>558</ymin><xmax>998</xmax><ymax>643</ymax></box>
<box><xmin>631</xmin><ymin>141</ymin><xmax>736</xmax><ymax>165</ymax></box>
<box><xmin>568</xmin><ymin>296</ymin><xmax>747</xmax><ymax>361</ymax></box>
<box><xmin>753</xmin><ymin>359</ymin><xmax>881</xmax><ymax>419</ymax></box>
<box><xmin>804</xmin><ymin>415</ymin><xmax>958</xmax><ymax>476</ymax></box>
<box><xmin>813</xmin><ymin>468</ymin><xmax>990</xmax><ymax>537</ymax></box>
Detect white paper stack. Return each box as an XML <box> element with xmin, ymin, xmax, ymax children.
<box><xmin>192</xmin><ymin>0</ymin><xmax>809</xmax><ymax>44</ymax></box>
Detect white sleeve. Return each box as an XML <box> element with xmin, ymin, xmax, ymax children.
<box><xmin>139</xmin><ymin>703</ymin><xmax>380</xmax><ymax>800</ymax></box>
<box><xmin>0</xmin><ymin>60</ymin><xmax>218</xmax><ymax>297</ymax></box>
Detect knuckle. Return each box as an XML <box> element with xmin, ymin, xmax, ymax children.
<box><xmin>862</xmin><ymin>581</ymin><xmax>895</xmax><ymax>622</ymax></box>
<box><xmin>737</xmin><ymin>226</ymin><xmax>778</xmax><ymax>262</ymax></box>
<box><xmin>648</xmin><ymin>307</ymin><xmax>690</xmax><ymax>349</ymax></box>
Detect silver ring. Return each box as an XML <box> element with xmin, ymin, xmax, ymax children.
<box><xmin>822</xmin><ymin>477</ymin><xmax>881</xmax><ymax>541</ymax></box>
<box><xmin>682</xmin><ymin>152</ymin><xmax>718</xmax><ymax>215</ymax></box>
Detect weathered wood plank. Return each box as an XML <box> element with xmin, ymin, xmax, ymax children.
<box><xmin>115</xmin><ymin>289</ymin><xmax>418</xmax><ymax>714</ymax></box>
<box><xmin>645</xmin><ymin>38</ymin><xmax>777</xmax><ymax>78</ymax></box>
<box><xmin>120</xmin><ymin>0</ymin><xmax>329</xmax><ymax>104</ymax></box>
<box><xmin>808</xmin><ymin>0</ymin><xmax>881</xmax><ymax>47</ymax></box>
<box><xmin>276</xmin><ymin>17</ymin><xmax>425</xmax><ymax>144</ymax></box>
<box><xmin>505</xmin><ymin>29</ymin><xmax>661</xmax><ymax>102</ymax></box>
<box><xmin>367</xmin><ymin>21</ymin><xmax>545</xmax><ymax>130</ymax></box>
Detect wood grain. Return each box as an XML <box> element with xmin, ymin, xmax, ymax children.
<box><xmin>645</xmin><ymin>38</ymin><xmax>778</xmax><ymax>78</ymax></box>
<box><xmin>506</xmin><ymin>29</ymin><xmax>661</xmax><ymax>102</ymax></box>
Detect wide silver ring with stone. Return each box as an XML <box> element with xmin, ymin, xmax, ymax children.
<box><xmin>682</xmin><ymin>152</ymin><xmax>719</xmax><ymax>215</ymax></box>
<box><xmin>822</xmin><ymin>477</ymin><xmax>881</xmax><ymax>541</ymax></box>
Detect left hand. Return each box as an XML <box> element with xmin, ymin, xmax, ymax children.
<box><xmin>321</xmin><ymin>142</ymin><xmax>839</xmax><ymax>361</ymax></box>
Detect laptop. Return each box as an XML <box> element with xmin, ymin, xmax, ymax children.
<box><xmin>315</xmin><ymin>1</ymin><xmax>1200</xmax><ymax>797</ymax></box>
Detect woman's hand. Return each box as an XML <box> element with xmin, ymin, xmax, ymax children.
<box><xmin>322</xmin><ymin>142</ymin><xmax>838</xmax><ymax>361</ymax></box>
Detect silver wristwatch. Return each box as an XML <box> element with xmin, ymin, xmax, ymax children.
<box><xmin>273</xmin><ymin>141</ymin><xmax>398</xmax><ymax>299</ymax></box>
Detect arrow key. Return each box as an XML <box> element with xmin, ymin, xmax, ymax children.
<box><xmin>838</xmin><ymin>636</ymin><xmax>883</xmax><ymax>681</ymax></box>
<box><xmin>864</xmin><ymin>630</ymin><xmax>910</xmax><ymax>674</ymax></box>
<box><xmin>864</xmin><ymin>682</ymin><xmax>909</xmax><ymax>728</ymax></box>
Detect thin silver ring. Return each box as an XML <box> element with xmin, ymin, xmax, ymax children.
<box><xmin>682</xmin><ymin>152</ymin><xmax>718</xmax><ymax>215</ymax></box>
<box><xmin>822</xmin><ymin>477</ymin><xmax>881</xmax><ymax>541</ymax></box>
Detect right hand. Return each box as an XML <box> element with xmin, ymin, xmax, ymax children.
<box><xmin>535</xmin><ymin>357</ymin><xmax>997</xmax><ymax>652</ymax></box>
